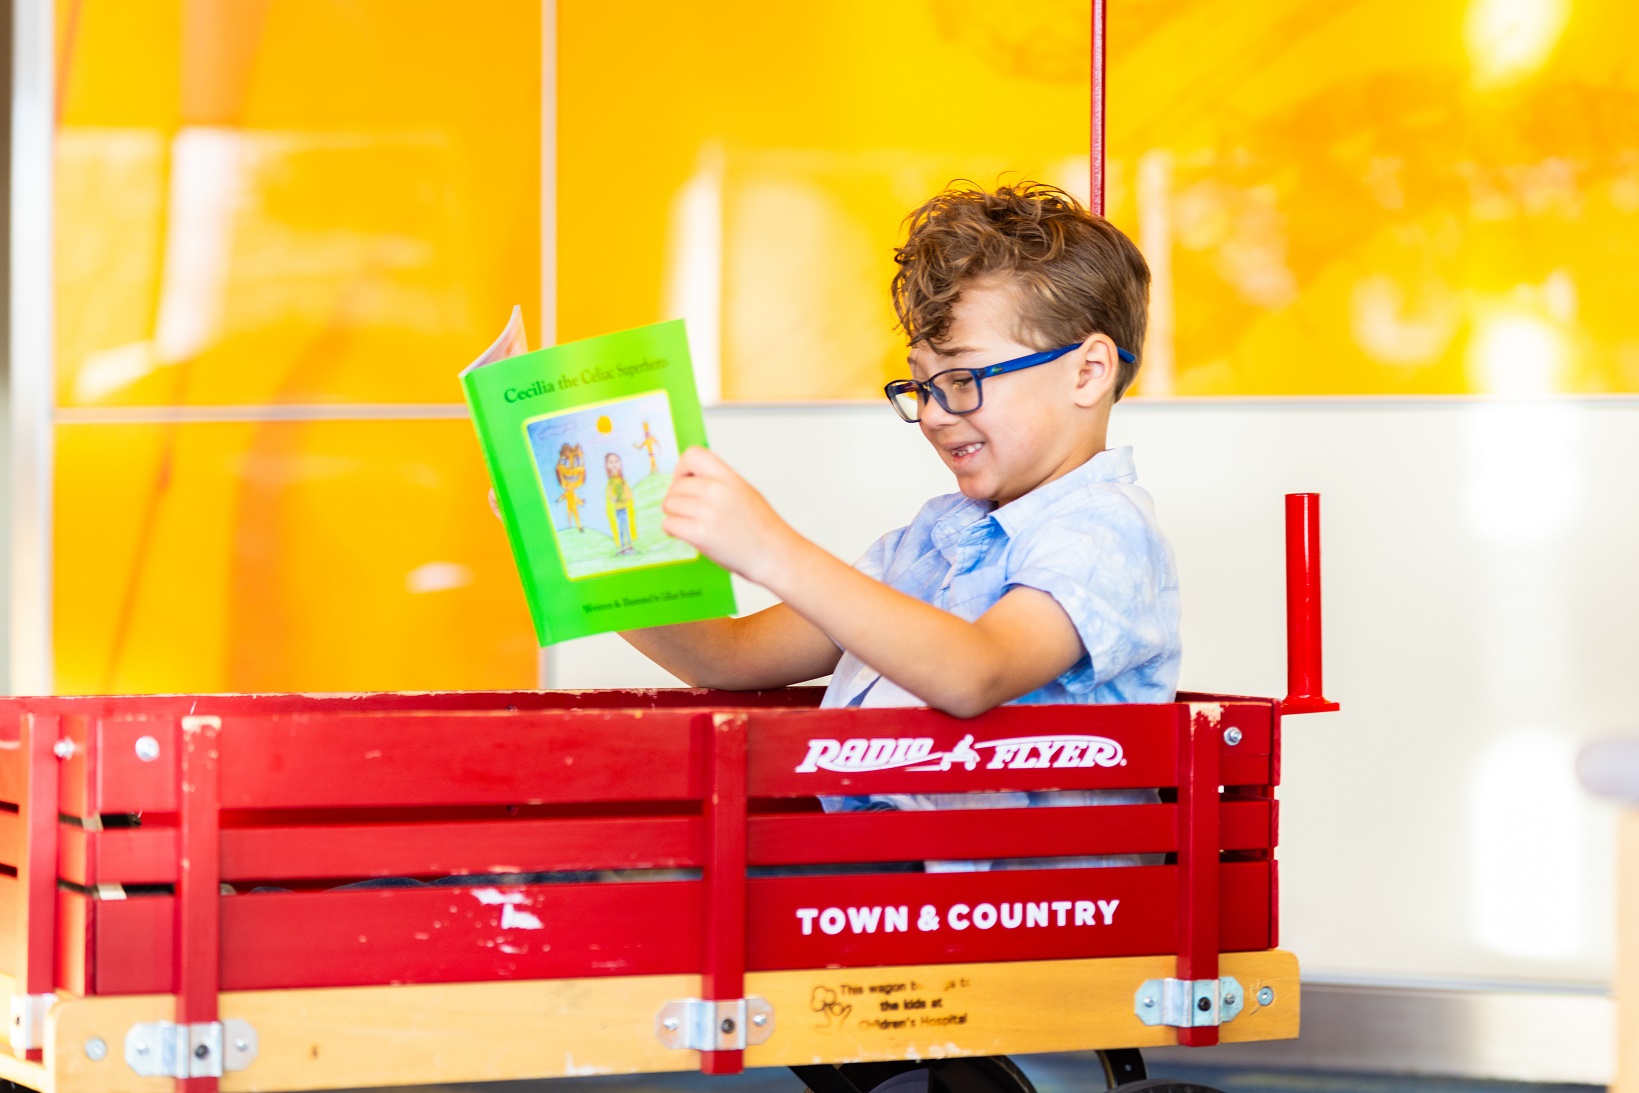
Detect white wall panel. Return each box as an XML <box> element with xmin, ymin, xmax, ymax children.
<box><xmin>551</xmin><ymin>399</ymin><xmax>1639</xmax><ymax>987</ymax></box>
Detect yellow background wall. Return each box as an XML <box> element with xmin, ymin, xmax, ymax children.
<box><xmin>54</xmin><ymin>0</ymin><xmax>541</xmax><ymax>693</ymax></box>
<box><xmin>51</xmin><ymin>0</ymin><xmax>1639</xmax><ymax>693</ymax></box>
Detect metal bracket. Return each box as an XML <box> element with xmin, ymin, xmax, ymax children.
<box><xmin>1134</xmin><ymin>975</ymin><xmax>1245</xmax><ymax>1028</ymax></box>
<box><xmin>9</xmin><ymin>992</ymin><xmax>54</xmax><ymax>1053</ymax></box>
<box><xmin>125</xmin><ymin>1019</ymin><xmax>258</xmax><ymax>1078</ymax></box>
<box><xmin>655</xmin><ymin>997</ymin><xmax>774</xmax><ymax>1051</ymax></box>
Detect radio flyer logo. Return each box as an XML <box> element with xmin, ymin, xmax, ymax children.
<box><xmin>793</xmin><ymin>733</ymin><xmax>1125</xmax><ymax>774</ymax></box>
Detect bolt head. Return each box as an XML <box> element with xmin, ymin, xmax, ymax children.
<box><xmin>662</xmin><ymin>1018</ymin><xmax>679</xmax><ymax>1031</ymax></box>
<box><xmin>234</xmin><ymin>1038</ymin><xmax>249</xmax><ymax>1052</ymax></box>
<box><xmin>135</xmin><ymin>736</ymin><xmax>161</xmax><ymax>762</ymax></box>
<box><xmin>720</xmin><ymin>1017</ymin><xmax>736</xmax><ymax>1034</ymax></box>
<box><xmin>1257</xmin><ymin>986</ymin><xmax>1276</xmax><ymax>1006</ymax></box>
<box><xmin>1223</xmin><ymin>994</ymin><xmax>1237</xmax><ymax>1006</ymax></box>
<box><xmin>135</xmin><ymin>1042</ymin><xmax>150</xmax><ymax>1055</ymax></box>
<box><xmin>752</xmin><ymin>1013</ymin><xmax>767</xmax><ymax>1027</ymax></box>
<box><xmin>84</xmin><ymin>1037</ymin><xmax>107</xmax><ymax>1061</ymax></box>
<box><xmin>53</xmin><ymin>739</ymin><xmax>75</xmax><ymax>760</ymax></box>
<box><xmin>1196</xmin><ymin>997</ymin><xmax>1212</xmax><ymax>1012</ymax></box>
<box><xmin>1224</xmin><ymin>727</ymin><xmax>1244</xmax><ymax>746</ymax></box>
<box><xmin>194</xmin><ymin>1043</ymin><xmax>210</xmax><ymax>1059</ymax></box>
<box><xmin>1142</xmin><ymin>996</ymin><xmax>1155</xmax><ymax>1008</ymax></box>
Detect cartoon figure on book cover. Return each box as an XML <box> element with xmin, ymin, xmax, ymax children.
<box><xmin>525</xmin><ymin>389</ymin><xmax>697</xmax><ymax>580</ymax></box>
<box><xmin>605</xmin><ymin>453</ymin><xmax>637</xmax><ymax>553</ymax></box>
<box><xmin>554</xmin><ymin>443</ymin><xmax>586</xmax><ymax>530</ymax></box>
<box><xmin>634</xmin><ymin>422</ymin><xmax>661</xmax><ymax>474</ymax></box>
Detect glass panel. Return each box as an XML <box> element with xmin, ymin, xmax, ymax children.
<box><xmin>56</xmin><ymin>1</ymin><xmax>541</xmax><ymax>407</ymax></box>
<box><xmin>558</xmin><ymin>0</ymin><xmax>1092</xmax><ymax>400</ymax></box>
<box><xmin>561</xmin><ymin>0</ymin><xmax>1639</xmax><ymax>398</ymax></box>
<box><xmin>54</xmin><ymin>420</ymin><xmax>536</xmax><ymax>693</ymax></box>
<box><xmin>1109</xmin><ymin>0</ymin><xmax>1638</xmax><ymax>396</ymax></box>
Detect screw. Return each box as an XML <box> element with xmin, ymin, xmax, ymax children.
<box><xmin>234</xmin><ymin>1038</ymin><xmax>249</xmax><ymax>1053</ymax></box>
<box><xmin>662</xmin><ymin>1018</ymin><xmax>679</xmax><ymax>1032</ymax></box>
<box><xmin>53</xmin><ymin>739</ymin><xmax>75</xmax><ymax>760</ymax></box>
<box><xmin>752</xmin><ymin>1013</ymin><xmax>767</xmax><ymax>1027</ymax></box>
<box><xmin>720</xmin><ymin>1018</ymin><xmax>736</xmax><ymax>1034</ymax></box>
<box><xmin>84</xmin><ymin>1037</ymin><xmax>107</xmax><ymax>1061</ymax></box>
<box><xmin>1224</xmin><ymin>727</ymin><xmax>1243</xmax><ymax>746</ymax></box>
<box><xmin>135</xmin><ymin>736</ymin><xmax>161</xmax><ymax>762</ymax></box>
<box><xmin>1142</xmin><ymin>996</ymin><xmax>1155</xmax><ymax>1008</ymax></box>
<box><xmin>1196</xmin><ymin>997</ymin><xmax>1212</xmax><ymax>1012</ymax></box>
<box><xmin>135</xmin><ymin>1042</ymin><xmax>150</xmax><ymax>1056</ymax></box>
<box><xmin>1223</xmin><ymin>994</ymin><xmax>1237</xmax><ymax>1007</ymax></box>
<box><xmin>1257</xmin><ymin>987</ymin><xmax>1275</xmax><ymax>1006</ymax></box>
<box><xmin>194</xmin><ymin>1044</ymin><xmax>209</xmax><ymax>1059</ymax></box>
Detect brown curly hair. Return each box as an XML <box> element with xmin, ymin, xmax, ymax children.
<box><xmin>891</xmin><ymin>181</ymin><xmax>1150</xmax><ymax>399</ymax></box>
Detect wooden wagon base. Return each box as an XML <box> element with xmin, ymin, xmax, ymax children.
<box><xmin>0</xmin><ymin>950</ymin><xmax>1297</xmax><ymax>1093</ymax></box>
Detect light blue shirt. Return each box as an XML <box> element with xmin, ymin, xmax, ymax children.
<box><xmin>818</xmin><ymin>446</ymin><xmax>1181</xmax><ymax>868</ymax></box>
<box><xmin>823</xmin><ymin>445</ymin><xmax>1180</xmax><ymax>709</ymax></box>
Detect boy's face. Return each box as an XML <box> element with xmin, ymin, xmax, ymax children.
<box><xmin>907</xmin><ymin>278</ymin><xmax>1117</xmax><ymax>506</ymax></box>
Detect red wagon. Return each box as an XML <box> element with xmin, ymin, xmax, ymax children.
<box><xmin>0</xmin><ymin>495</ymin><xmax>1335</xmax><ymax>1093</ymax></box>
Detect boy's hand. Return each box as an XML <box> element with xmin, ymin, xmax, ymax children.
<box><xmin>662</xmin><ymin>447</ymin><xmax>805</xmax><ymax>587</ymax></box>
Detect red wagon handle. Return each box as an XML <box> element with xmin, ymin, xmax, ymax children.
<box><xmin>1282</xmin><ymin>493</ymin><xmax>1340</xmax><ymax>715</ymax></box>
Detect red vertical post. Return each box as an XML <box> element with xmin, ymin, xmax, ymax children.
<box><xmin>14</xmin><ymin>713</ymin><xmax>61</xmax><ymax>1061</ymax></box>
<box><xmin>1090</xmin><ymin>0</ymin><xmax>1107</xmax><ymax>215</ymax></box>
<box><xmin>177</xmin><ymin>716</ymin><xmax>223</xmax><ymax>1093</ymax></box>
<box><xmin>1175</xmin><ymin>706</ymin><xmax>1222</xmax><ymax>1047</ymax></box>
<box><xmin>700</xmin><ymin>712</ymin><xmax>748</xmax><ymax>1075</ymax></box>
<box><xmin>1283</xmin><ymin>493</ymin><xmax>1339</xmax><ymax>714</ymax></box>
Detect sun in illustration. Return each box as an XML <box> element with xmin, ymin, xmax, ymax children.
<box><xmin>595</xmin><ymin>415</ymin><xmax>613</xmax><ymax>434</ymax></box>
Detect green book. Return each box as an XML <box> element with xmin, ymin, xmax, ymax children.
<box><xmin>461</xmin><ymin>309</ymin><xmax>737</xmax><ymax>645</ymax></box>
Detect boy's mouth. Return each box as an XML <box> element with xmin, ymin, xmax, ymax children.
<box><xmin>948</xmin><ymin>441</ymin><xmax>985</xmax><ymax>462</ymax></box>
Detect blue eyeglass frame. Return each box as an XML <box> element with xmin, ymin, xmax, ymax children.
<box><xmin>883</xmin><ymin>342</ymin><xmax>1138</xmax><ymax>422</ymax></box>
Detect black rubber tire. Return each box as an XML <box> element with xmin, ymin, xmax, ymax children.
<box><xmin>1105</xmin><ymin>1081</ymin><xmax>1228</xmax><ymax>1093</ymax></box>
<box><xmin>799</xmin><ymin>1055</ymin><xmax>1037</xmax><ymax>1093</ymax></box>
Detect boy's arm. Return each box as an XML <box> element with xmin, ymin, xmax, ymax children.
<box><xmin>620</xmin><ymin>603</ymin><xmax>843</xmax><ymax>690</ymax></box>
<box><xmin>662</xmin><ymin>448</ymin><xmax>1083</xmax><ymax>718</ymax></box>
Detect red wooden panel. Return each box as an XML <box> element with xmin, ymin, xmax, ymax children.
<box><xmin>75</xmin><ymin>865</ymin><xmax>1272</xmax><ymax>996</ymax></box>
<box><xmin>745</xmin><ymin>861</ymin><xmax>1272</xmax><ymax>972</ymax></box>
<box><xmin>702</xmin><ymin>713</ymin><xmax>749</xmax><ymax>1074</ymax></box>
<box><xmin>212</xmin><ymin>710</ymin><xmax>705</xmax><ymax>810</ymax></box>
<box><xmin>87</xmin><ymin>895</ymin><xmax>174</xmax><ymax>996</ymax></box>
<box><xmin>747</xmin><ymin>705</ymin><xmax>1190</xmax><ymax>798</ymax></box>
<box><xmin>1176</xmin><ymin>707</ymin><xmax>1221</xmax><ymax>1048</ymax></box>
<box><xmin>20</xmin><ymin>714</ymin><xmax>61</xmax><ymax>1020</ymax></box>
<box><xmin>90</xmin><ymin>718</ymin><xmax>177</xmax><ymax>814</ymax></box>
<box><xmin>55</xmin><ymin>887</ymin><xmax>90</xmax><ymax>996</ymax></box>
<box><xmin>59</xmin><ymin>825</ymin><xmax>179</xmax><ymax>887</ymax></box>
<box><xmin>219</xmin><ymin>880</ymin><xmax>702</xmax><ymax>991</ymax></box>
<box><xmin>0</xmin><ymin>688</ymin><xmax>825</xmax><ymax>728</ymax></box>
<box><xmin>219</xmin><ymin>816</ymin><xmax>699</xmax><ymax>882</ymax></box>
<box><xmin>748</xmin><ymin>800</ymin><xmax>1275</xmax><ymax>867</ymax></box>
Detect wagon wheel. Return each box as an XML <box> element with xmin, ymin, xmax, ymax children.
<box><xmin>792</xmin><ymin>1048</ymin><xmax>1216</xmax><ymax>1093</ymax></box>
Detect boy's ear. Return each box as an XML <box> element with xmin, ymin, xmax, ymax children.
<box><xmin>1070</xmin><ymin>333</ymin><xmax>1121</xmax><ymax>408</ymax></box>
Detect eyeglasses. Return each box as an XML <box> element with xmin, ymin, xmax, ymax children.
<box><xmin>883</xmin><ymin>342</ymin><xmax>1138</xmax><ymax>423</ymax></box>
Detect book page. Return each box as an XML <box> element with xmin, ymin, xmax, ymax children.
<box><xmin>460</xmin><ymin>305</ymin><xmax>529</xmax><ymax>376</ymax></box>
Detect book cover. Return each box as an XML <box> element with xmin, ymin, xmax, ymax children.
<box><xmin>461</xmin><ymin>311</ymin><xmax>736</xmax><ymax>644</ymax></box>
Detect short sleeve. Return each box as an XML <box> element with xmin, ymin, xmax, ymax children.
<box><xmin>1003</xmin><ymin>496</ymin><xmax>1179</xmax><ymax>695</ymax></box>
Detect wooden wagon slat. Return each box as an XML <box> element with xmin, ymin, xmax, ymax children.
<box><xmin>61</xmin><ymin>860</ymin><xmax>1271</xmax><ymax>996</ymax></box>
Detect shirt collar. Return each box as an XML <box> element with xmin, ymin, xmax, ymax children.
<box><xmin>991</xmin><ymin>446</ymin><xmax>1138</xmax><ymax>539</ymax></box>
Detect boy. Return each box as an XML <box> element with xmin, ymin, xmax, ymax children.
<box><xmin>623</xmin><ymin>182</ymin><xmax>1179</xmax><ymax>865</ymax></box>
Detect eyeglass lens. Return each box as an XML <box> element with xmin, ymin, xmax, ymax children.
<box><xmin>887</xmin><ymin>371</ymin><xmax>983</xmax><ymax>422</ymax></box>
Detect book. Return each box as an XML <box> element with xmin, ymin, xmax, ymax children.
<box><xmin>461</xmin><ymin>309</ymin><xmax>737</xmax><ymax>644</ymax></box>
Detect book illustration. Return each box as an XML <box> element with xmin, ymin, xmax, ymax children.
<box><xmin>525</xmin><ymin>389</ymin><xmax>698</xmax><ymax>581</ymax></box>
